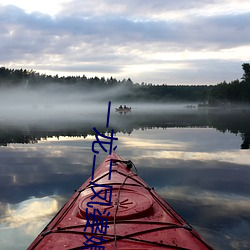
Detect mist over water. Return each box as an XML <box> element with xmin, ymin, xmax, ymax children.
<box><xmin>1</xmin><ymin>84</ymin><xmax>250</xmax><ymax>149</ymax></box>
<box><xmin>0</xmin><ymin>84</ymin><xmax>198</xmax><ymax>126</ymax></box>
<box><xmin>0</xmin><ymin>84</ymin><xmax>250</xmax><ymax>249</ymax></box>
<box><xmin>0</xmin><ymin>86</ymin><xmax>107</xmax><ymax>121</ymax></box>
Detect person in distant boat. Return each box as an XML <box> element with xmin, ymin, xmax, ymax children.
<box><xmin>124</xmin><ymin>105</ymin><xmax>127</xmax><ymax>109</ymax></box>
<box><xmin>119</xmin><ymin>105</ymin><xmax>123</xmax><ymax>109</ymax></box>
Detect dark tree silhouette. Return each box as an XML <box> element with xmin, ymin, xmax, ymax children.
<box><xmin>242</xmin><ymin>63</ymin><xmax>250</xmax><ymax>82</ymax></box>
<box><xmin>0</xmin><ymin>63</ymin><xmax>250</xmax><ymax>104</ymax></box>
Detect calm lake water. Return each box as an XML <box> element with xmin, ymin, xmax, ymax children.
<box><xmin>0</xmin><ymin>103</ymin><xmax>250</xmax><ymax>249</ymax></box>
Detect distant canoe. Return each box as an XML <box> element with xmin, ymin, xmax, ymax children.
<box><xmin>115</xmin><ymin>107</ymin><xmax>132</xmax><ymax>113</ymax></box>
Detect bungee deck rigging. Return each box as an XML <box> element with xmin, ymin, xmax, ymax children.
<box><xmin>28</xmin><ymin>152</ymin><xmax>213</xmax><ymax>250</ymax></box>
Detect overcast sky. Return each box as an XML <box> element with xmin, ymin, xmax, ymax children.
<box><xmin>0</xmin><ymin>0</ymin><xmax>250</xmax><ymax>85</ymax></box>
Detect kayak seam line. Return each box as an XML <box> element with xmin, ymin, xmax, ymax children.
<box><xmin>50</xmin><ymin>226</ymin><xmax>192</xmax><ymax>250</ymax></box>
<box><xmin>56</xmin><ymin>221</ymin><xmax>182</xmax><ymax>231</ymax></box>
<box><xmin>78</xmin><ymin>182</ymin><xmax>144</xmax><ymax>193</ymax></box>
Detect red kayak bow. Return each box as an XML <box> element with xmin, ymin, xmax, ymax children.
<box><xmin>28</xmin><ymin>152</ymin><xmax>213</xmax><ymax>249</ymax></box>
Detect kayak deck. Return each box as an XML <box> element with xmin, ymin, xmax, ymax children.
<box><xmin>28</xmin><ymin>152</ymin><xmax>213</xmax><ymax>249</ymax></box>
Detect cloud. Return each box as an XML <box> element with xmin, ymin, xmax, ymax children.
<box><xmin>0</xmin><ymin>196</ymin><xmax>59</xmax><ymax>228</ymax></box>
<box><xmin>157</xmin><ymin>186</ymin><xmax>250</xmax><ymax>216</ymax></box>
<box><xmin>0</xmin><ymin>1</ymin><xmax>250</xmax><ymax>84</ymax></box>
<box><xmin>0</xmin><ymin>196</ymin><xmax>62</xmax><ymax>249</ymax></box>
<box><xmin>58</xmin><ymin>0</ymin><xmax>245</xmax><ymax>19</ymax></box>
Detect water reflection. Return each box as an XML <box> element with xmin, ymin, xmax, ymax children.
<box><xmin>0</xmin><ymin>108</ymin><xmax>250</xmax><ymax>249</ymax></box>
<box><xmin>0</xmin><ymin>196</ymin><xmax>63</xmax><ymax>250</ymax></box>
<box><xmin>0</xmin><ymin>107</ymin><xmax>250</xmax><ymax>149</ymax></box>
<box><xmin>116</xmin><ymin>129</ymin><xmax>250</xmax><ymax>249</ymax></box>
<box><xmin>1</xmin><ymin>196</ymin><xmax>59</xmax><ymax>228</ymax></box>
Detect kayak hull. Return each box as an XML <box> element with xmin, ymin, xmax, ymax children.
<box><xmin>28</xmin><ymin>152</ymin><xmax>213</xmax><ymax>249</ymax></box>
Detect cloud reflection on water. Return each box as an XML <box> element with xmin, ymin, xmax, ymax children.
<box><xmin>117</xmin><ymin>128</ymin><xmax>250</xmax><ymax>249</ymax></box>
<box><xmin>164</xmin><ymin>187</ymin><xmax>250</xmax><ymax>250</ymax></box>
<box><xmin>153</xmin><ymin>150</ymin><xmax>250</xmax><ymax>166</ymax></box>
<box><xmin>0</xmin><ymin>196</ymin><xmax>59</xmax><ymax>228</ymax></box>
<box><xmin>0</xmin><ymin>126</ymin><xmax>250</xmax><ymax>249</ymax></box>
<box><xmin>0</xmin><ymin>196</ymin><xmax>62</xmax><ymax>250</ymax></box>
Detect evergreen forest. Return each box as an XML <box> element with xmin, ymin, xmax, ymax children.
<box><xmin>0</xmin><ymin>63</ymin><xmax>250</xmax><ymax>105</ymax></box>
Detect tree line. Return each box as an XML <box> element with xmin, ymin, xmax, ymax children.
<box><xmin>208</xmin><ymin>63</ymin><xmax>250</xmax><ymax>105</ymax></box>
<box><xmin>0</xmin><ymin>63</ymin><xmax>249</xmax><ymax>104</ymax></box>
